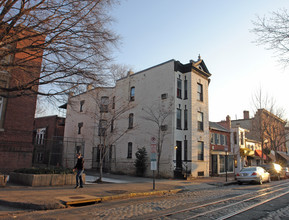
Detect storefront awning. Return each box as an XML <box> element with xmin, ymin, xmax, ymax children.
<box><xmin>240</xmin><ymin>147</ymin><xmax>254</xmax><ymax>156</ymax></box>
<box><xmin>255</xmin><ymin>149</ymin><xmax>267</xmax><ymax>160</ymax></box>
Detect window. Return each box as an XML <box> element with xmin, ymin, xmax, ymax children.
<box><xmin>111</xmin><ymin>119</ymin><xmax>114</xmax><ymax>132</ymax></box>
<box><xmin>37</xmin><ymin>152</ymin><xmax>44</xmax><ymax>162</ymax></box>
<box><xmin>234</xmin><ymin>132</ymin><xmax>237</xmax><ymax>144</ymax></box>
<box><xmin>177</xmin><ymin>78</ymin><xmax>182</xmax><ymax>99</ymax></box>
<box><xmin>220</xmin><ymin>135</ymin><xmax>225</xmax><ymax>145</ymax></box>
<box><xmin>0</xmin><ymin>79</ymin><xmax>8</xmax><ymax>128</ymax></box>
<box><xmin>161</xmin><ymin>125</ymin><xmax>168</xmax><ymax>131</ymax></box>
<box><xmin>197</xmin><ymin>83</ymin><xmax>203</xmax><ymax>101</ymax></box>
<box><xmin>128</xmin><ymin>113</ymin><xmax>134</xmax><ymax>129</ymax></box>
<box><xmin>76</xmin><ymin>145</ymin><xmax>82</xmax><ymax>154</ymax></box>
<box><xmin>109</xmin><ymin>145</ymin><xmax>113</xmax><ymax>159</ymax></box>
<box><xmin>161</xmin><ymin>93</ymin><xmax>168</xmax><ymax>99</ymax></box>
<box><xmin>211</xmin><ymin>133</ymin><xmax>214</xmax><ymax>144</ymax></box>
<box><xmin>220</xmin><ymin>155</ymin><xmax>225</xmax><ymax>172</ymax></box>
<box><xmin>198</xmin><ymin>171</ymin><xmax>204</xmax><ymax>177</ymax></box>
<box><xmin>36</xmin><ymin>128</ymin><xmax>46</xmax><ymax>145</ymax></box>
<box><xmin>95</xmin><ymin>145</ymin><xmax>102</xmax><ymax>162</ymax></box>
<box><xmin>220</xmin><ymin>155</ymin><xmax>234</xmax><ymax>173</ymax></box>
<box><xmin>80</xmin><ymin>100</ymin><xmax>85</xmax><ymax>112</ymax></box>
<box><xmin>184</xmin><ymin>108</ymin><xmax>188</xmax><ymax>130</ymax></box>
<box><xmin>214</xmin><ymin>133</ymin><xmax>219</xmax><ymax>145</ymax></box>
<box><xmin>184</xmin><ymin>79</ymin><xmax>188</xmax><ymax>99</ymax></box>
<box><xmin>228</xmin><ymin>155</ymin><xmax>234</xmax><ymax>172</ymax></box>
<box><xmin>240</xmin><ymin>132</ymin><xmax>244</xmax><ymax>145</ymax></box>
<box><xmin>176</xmin><ymin>108</ymin><xmax>182</xmax><ymax>129</ymax></box>
<box><xmin>130</xmin><ymin>87</ymin><xmax>135</xmax><ymax>101</ymax></box>
<box><xmin>0</xmin><ymin>96</ymin><xmax>6</xmax><ymax>129</ymax></box>
<box><xmin>0</xmin><ymin>97</ymin><xmax>4</xmax><ymax>119</ymax></box>
<box><xmin>100</xmin><ymin>96</ymin><xmax>109</xmax><ymax>113</ymax></box>
<box><xmin>127</xmin><ymin>142</ymin><xmax>132</xmax><ymax>158</ymax></box>
<box><xmin>198</xmin><ymin>141</ymin><xmax>204</xmax><ymax>160</ymax></box>
<box><xmin>184</xmin><ymin>140</ymin><xmax>188</xmax><ymax>161</ymax></box>
<box><xmin>98</xmin><ymin>120</ymin><xmax>107</xmax><ymax>136</ymax></box>
<box><xmin>197</xmin><ymin>112</ymin><xmax>204</xmax><ymax>131</ymax></box>
<box><xmin>78</xmin><ymin>122</ymin><xmax>83</xmax><ymax>134</ymax></box>
<box><xmin>112</xmin><ymin>96</ymin><xmax>115</xmax><ymax>109</ymax></box>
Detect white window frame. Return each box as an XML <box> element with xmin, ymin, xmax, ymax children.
<box><xmin>0</xmin><ymin>97</ymin><xmax>3</xmax><ymax>120</ymax></box>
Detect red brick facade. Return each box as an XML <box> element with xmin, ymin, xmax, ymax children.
<box><xmin>33</xmin><ymin>115</ymin><xmax>65</xmax><ymax>166</ymax></box>
<box><xmin>0</xmin><ymin>30</ymin><xmax>44</xmax><ymax>173</ymax></box>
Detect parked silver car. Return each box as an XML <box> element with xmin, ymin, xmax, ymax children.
<box><xmin>236</xmin><ymin>166</ymin><xmax>271</xmax><ymax>185</ymax></box>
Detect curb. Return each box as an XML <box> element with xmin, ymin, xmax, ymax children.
<box><xmin>0</xmin><ymin>189</ymin><xmax>183</xmax><ymax>210</ymax></box>
<box><xmin>100</xmin><ymin>189</ymin><xmax>182</xmax><ymax>202</ymax></box>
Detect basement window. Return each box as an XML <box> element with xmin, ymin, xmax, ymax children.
<box><xmin>198</xmin><ymin>171</ymin><xmax>204</xmax><ymax>177</ymax></box>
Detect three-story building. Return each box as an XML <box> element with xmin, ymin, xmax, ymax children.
<box><xmin>63</xmin><ymin>57</ymin><xmax>211</xmax><ymax>178</ymax></box>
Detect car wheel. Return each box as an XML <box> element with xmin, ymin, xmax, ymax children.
<box><xmin>238</xmin><ymin>181</ymin><xmax>242</xmax><ymax>185</ymax></box>
<box><xmin>259</xmin><ymin>177</ymin><xmax>263</xmax><ymax>185</ymax></box>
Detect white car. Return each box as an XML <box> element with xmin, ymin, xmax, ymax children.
<box><xmin>236</xmin><ymin>166</ymin><xmax>271</xmax><ymax>185</ymax></box>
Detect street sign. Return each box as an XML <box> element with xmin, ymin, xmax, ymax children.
<box><xmin>150</xmin><ymin>152</ymin><xmax>157</xmax><ymax>160</ymax></box>
<box><xmin>151</xmin><ymin>137</ymin><xmax>157</xmax><ymax>144</ymax></box>
<box><xmin>151</xmin><ymin>161</ymin><xmax>157</xmax><ymax>170</ymax></box>
<box><xmin>151</xmin><ymin>144</ymin><xmax>157</xmax><ymax>153</ymax></box>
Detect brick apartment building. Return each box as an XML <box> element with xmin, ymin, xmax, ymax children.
<box><xmin>33</xmin><ymin>115</ymin><xmax>65</xmax><ymax>166</ymax></box>
<box><xmin>0</xmin><ymin>30</ymin><xmax>45</xmax><ymax>172</ymax></box>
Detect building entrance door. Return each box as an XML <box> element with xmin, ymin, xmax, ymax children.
<box><xmin>212</xmin><ymin>155</ymin><xmax>218</xmax><ymax>176</ymax></box>
<box><xmin>174</xmin><ymin>141</ymin><xmax>183</xmax><ymax>178</ymax></box>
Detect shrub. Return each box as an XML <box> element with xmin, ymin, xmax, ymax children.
<box><xmin>13</xmin><ymin>167</ymin><xmax>73</xmax><ymax>174</ymax></box>
<box><xmin>134</xmin><ymin>147</ymin><xmax>148</xmax><ymax>177</ymax></box>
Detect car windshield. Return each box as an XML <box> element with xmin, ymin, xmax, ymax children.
<box><xmin>241</xmin><ymin>167</ymin><xmax>256</xmax><ymax>172</ymax></box>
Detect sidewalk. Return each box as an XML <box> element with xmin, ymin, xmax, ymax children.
<box><xmin>0</xmin><ymin>172</ymin><xmax>237</xmax><ymax>211</ymax></box>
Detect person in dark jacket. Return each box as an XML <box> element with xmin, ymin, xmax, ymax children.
<box><xmin>73</xmin><ymin>153</ymin><xmax>84</xmax><ymax>188</ymax></box>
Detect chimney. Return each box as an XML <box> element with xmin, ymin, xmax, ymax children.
<box><xmin>226</xmin><ymin>115</ymin><xmax>231</xmax><ymax>129</ymax></box>
<box><xmin>86</xmin><ymin>84</ymin><xmax>93</xmax><ymax>91</ymax></box>
<box><xmin>68</xmin><ymin>91</ymin><xmax>74</xmax><ymax>98</ymax></box>
<box><xmin>127</xmin><ymin>70</ymin><xmax>134</xmax><ymax>76</ymax></box>
<box><xmin>243</xmin><ymin>110</ymin><xmax>249</xmax><ymax>119</ymax></box>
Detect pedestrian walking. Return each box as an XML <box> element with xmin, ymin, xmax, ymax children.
<box><xmin>73</xmin><ymin>153</ymin><xmax>84</xmax><ymax>188</ymax></box>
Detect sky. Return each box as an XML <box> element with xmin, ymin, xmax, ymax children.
<box><xmin>107</xmin><ymin>0</ymin><xmax>289</xmax><ymax>122</ymax></box>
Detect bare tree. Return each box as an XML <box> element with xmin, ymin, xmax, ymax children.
<box><xmin>252</xmin><ymin>9</ymin><xmax>289</xmax><ymax>66</ymax></box>
<box><xmin>107</xmin><ymin>64</ymin><xmax>134</xmax><ymax>86</ymax></box>
<box><xmin>142</xmin><ymin>98</ymin><xmax>173</xmax><ymax>177</ymax></box>
<box><xmin>0</xmin><ymin>0</ymin><xmax>120</xmax><ymax>98</ymax></box>
<box><xmin>251</xmin><ymin>88</ymin><xmax>288</xmax><ymax>164</ymax></box>
<box><xmin>94</xmin><ymin>95</ymin><xmax>135</xmax><ymax>182</ymax></box>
